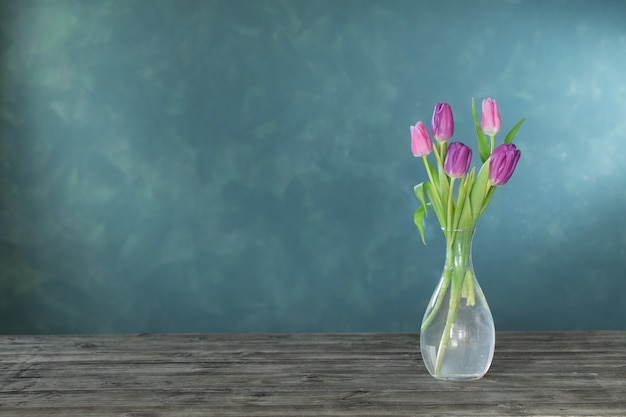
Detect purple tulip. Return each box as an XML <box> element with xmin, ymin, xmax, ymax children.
<box><xmin>411</xmin><ymin>121</ymin><xmax>433</xmax><ymax>157</ymax></box>
<box><xmin>444</xmin><ymin>142</ymin><xmax>472</xmax><ymax>178</ymax></box>
<box><xmin>489</xmin><ymin>143</ymin><xmax>521</xmax><ymax>186</ymax></box>
<box><xmin>481</xmin><ymin>98</ymin><xmax>502</xmax><ymax>136</ymax></box>
<box><xmin>431</xmin><ymin>102</ymin><xmax>454</xmax><ymax>143</ymax></box>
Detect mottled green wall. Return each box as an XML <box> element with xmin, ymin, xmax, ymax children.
<box><xmin>1</xmin><ymin>0</ymin><xmax>625</xmax><ymax>334</ymax></box>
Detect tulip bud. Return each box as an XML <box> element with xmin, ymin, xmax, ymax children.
<box><xmin>489</xmin><ymin>143</ymin><xmax>521</xmax><ymax>186</ymax></box>
<box><xmin>411</xmin><ymin>121</ymin><xmax>433</xmax><ymax>157</ymax></box>
<box><xmin>431</xmin><ymin>103</ymin><xmax>454</xmax><ymax>143</ymax></box>
<box><xmin>481</xmin><ymin>98</ymin><xmax>501</xmax><ymax>136</ymax></box>
<box><xmin>444</xmin><ymin>142</ymin><xmax>472</xmax><ymax>178</ymax></box>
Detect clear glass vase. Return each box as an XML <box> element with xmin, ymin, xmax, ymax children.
<box><xmin>420</xmin><ymin>228</ymin><xmax>495</xmax><ymax>381</ymax></box>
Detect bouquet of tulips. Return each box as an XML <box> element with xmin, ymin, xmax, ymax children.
<box><xmin>412</xmin><ymin>98</ymin><xmax>525</xmax><ymax>378</ymax></box>
<box><xmin>411</xmin><ymin>98</ymin><xmax>524</xmax><ymax>246</ymax></box>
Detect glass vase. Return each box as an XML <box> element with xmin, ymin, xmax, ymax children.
<box><xmin>420</xmin><ymin>228</ymin><xmax>495</xmax><ymax>381</ymax></box>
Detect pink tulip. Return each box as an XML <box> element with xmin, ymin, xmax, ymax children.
<box><xmin>481</xmin><ymin>98</ymin><xmax>502</xmax><ymax>136</ymax></box>
<box><xmin>431</xmin><ymin>103</ymin><xmax>454</xmax><ymax>143</ymax></box>
<box><xmin>411</xmin><ymin>121</ymin><xmax>433</xmax><ymax>157</ymax></box>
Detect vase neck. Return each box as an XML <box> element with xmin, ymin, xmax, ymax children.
<box><xmin>442</xmin><ymin>228</ymin><xmax>475</xmax><ymax>244</ymax></box>
<box><xmin>442</xmin><ymin>228</ymin><xmax>475</xmax><ymax>235</ymax></box>
<box><xmin>443</xmin><ymin>228</ymin><xmax>474</xmax><ymax>269</ymax></box>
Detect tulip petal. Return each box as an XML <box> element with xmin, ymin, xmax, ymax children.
<box><xmin>411</xmin><ymin>122</ymin><xmax>433</xmax><ymax>157</ymax></box>
<box><xmin>444</xmin><ymin>142</ymin><xmax>472</xmax><ymax>178</ymax></box>
<box><xmin>431</xmin><ymin>103</ymin><xmax>454</xmax><ymax>143</ymax></box>
<box><xmin>480</xmin><ymin>98</ymin><xmax>502</xmax><ymax>137</ymax></box>
<box><xmin>488</xmin><ymin>143</ymin><xmax>521</xmax><ymax>186</ymax></box>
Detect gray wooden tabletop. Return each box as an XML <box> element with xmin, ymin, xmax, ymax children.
<box><xmin>1</xmin><ymin>332</ymin><xmax>625</xmax><ymax>416</ymax></box>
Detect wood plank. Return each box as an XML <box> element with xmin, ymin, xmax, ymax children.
<box><xmin>1</xmin><ymin>332</ymin><xmax>625</xmax><ymax>416</ymax></box>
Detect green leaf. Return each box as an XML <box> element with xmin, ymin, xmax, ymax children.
<box><xmin>503</xmin><ymin>117</ymin><xmax>526</xmax><ymax>144</ymax></box>
<box><xmin>424</xmin><ymin>181</ymin><xmax>446</xmax><ymax>228</ymax></box>
<box><xmin>413</xmin><ymin>206</ymin><xmax>428</xmax><ymax>245</ymax></box>
<box><xmin>452</xmin><ymin>181</ymin><xmax>467</xmax><ymax>231</ymax></box>
<box><xmin>437</xmin><ymin>165</ymin><xmax>450</xmax><ymax>228</ymax></box>
<box><xmin>470</xmin><ymin>158</ymin><xmax>491</xmax><ymax>223</ymax></box>
<box><xmin>472</xmin><ymin>97</ymin><xmax>491</xmax><ymax>163</ymax></box>
<box><xmin>466</xmin><ymin>166</ymin><xmax>476</xmax><ymax>184</ymax></box>
<box><xmin>438</xmin><ymin>142</ymin><xmax>449</xmax><ymax>170</ymax></box>
<box><xmin>480</xmin><ymin>186</ymin><xmax>496</xmax><ymax>215</ymax></box>
<box><xmin>453</xmin><ymin>169</ymin><xmax>474</xmax><ymax>230</ymax></box>
<box><xmin>413</xmin><ymin>182</ymin><xmax>428</xmax><ymax>216</ymax></box>
<box><xmin>459</xmin><ymin>195</ymin><xmax>474</xmax><ymax>229</ymax></box>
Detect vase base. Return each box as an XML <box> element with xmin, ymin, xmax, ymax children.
<box><xmin>429</xmin><ymin>373</ymin><xmax>486</xmax><ymax>382</ymax></box>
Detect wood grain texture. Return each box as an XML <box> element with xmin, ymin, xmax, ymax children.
<box><xmin>1</xmin><ymin>332</ymin><xmax>625</xmax><ymax>416</ymax></box>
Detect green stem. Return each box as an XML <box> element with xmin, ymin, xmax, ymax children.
<box><xmin>462</xmin><ymin>269</ymin><xmax>476</xmax><ymax>307</ymax></box>
<box><xmin>478</xmin><ymin>183</ymin><xmax>493</xmax><ymax>219</ymax></box>
<box><xmin>430</xmin><ymin>229</ymin><xmax>475</xmax><ymax>376</ymax></box>
<box><xmin>431</xmin><ymin>143</ymin><xmax>444</xmax><ymax>186</ymax></box>
<box><xmin>434</xmin><ymin>280</ymin><xmax>461</xmax><ymax>374</ymax></box>
<box><xmin>431</xmin><ymin>142</ymin><xmax>449</xmax><ymax>227</ymax></box>
<box><xmin>420</xmin><ymin>259</ymin><xmax>451</xmax><ymax>333</ymax></box>
<box><xmin>446</xmin><ymin>178</ymin><xmax>455</xmax><ymax>240</ymax></box>
<box><xmin>431</xmin><ymin>142</ymin><xmax>442</xmax><ymax>166</ymax></box>
<box><xmin>421</xmin><ymin>156</ymin><xmax>436</xmax><ymax>191</ymax></box>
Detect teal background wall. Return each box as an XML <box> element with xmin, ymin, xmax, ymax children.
<box><xmin>1</xmin><ymin>0</ymin><xmax>625</xmax><ymax>334</ymax></box>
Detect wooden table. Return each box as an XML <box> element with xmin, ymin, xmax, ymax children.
<box><xmin>1</xmin><ymin>332</ymin><xmax>625</xmax><ymax>416</ymax></box>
